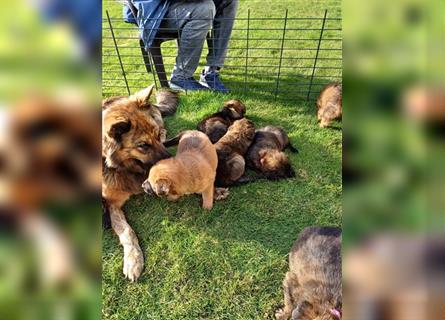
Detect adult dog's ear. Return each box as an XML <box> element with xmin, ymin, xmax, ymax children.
<box><xmin>108</xmin><ymin>120</ymin><xmax>131</xmax><ymax>142</ymax></box>
<box><xmin>131</xmin><ymin>84</ymin><xmax>155</xmax><ymax>107</ymax></box>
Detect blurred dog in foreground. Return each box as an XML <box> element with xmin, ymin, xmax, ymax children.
<box><xmin>317</xmin><ymin>83</ymin><xmax>342</xmax><ymax>128</ymax></box>
<box><xmin>143</xmin><ymin>130</ymin><xmax>217</xmax><ymax>209</ymax></box>
<box><xmin>246</xmin><ymin>126</ymin><xmax>297</xmax><ymax>180</ymax></box>
<box><xmin>0</xmin><ymin>92</ymin><xmax>101</xmax><ymax>286</ymax></box>
<box><xmin>276</xmin><ymin>226</ymin><xmax>342</xmax><ymax>320</ymax></box>
<box><xmin>197</xmin><ymin>99</ymin><xmax>246</xmax><ymax>143</ymax></box>
<box><xmin>102</xmin><ymin>85</ymin><xmax>179</xmax><ymax>281</ymax></box>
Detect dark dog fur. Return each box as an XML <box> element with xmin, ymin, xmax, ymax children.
<box><xmin>246</xmin><ymin>126</ymin><xmax>297</xmax><ymax>180</ymax></box>
<box><xmin>276</xmin><ymin>226</ymin><xmax>342</xmax><ymax>320</ymax></box>
<box><xmin>102</xmin><ymin>84</ymin><xmax>179</xmax><ymax>281</ymax></box>
<box><xmin>214</xmin><ymin>118</ymin><xmax>255</xmax><ymax>187</ymax></box>
<box><xmin>197</xmin><ymin>99</ymin><xmax>246</xmax><ymax>143</ymax></box>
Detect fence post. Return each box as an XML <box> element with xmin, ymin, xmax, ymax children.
<box><xmin>306</xmin><ymin>9</ymin><xmax>327</xmax><ymax>101</ymax></box>
<box><xmin>274</xmin><ymin>9</ymin><xmax>288</xmax><ymax>99</ymax></box>
<box><xmin>243</xmin><ymin>9</ymin><xmax>250</xmax><ymax>93</ymax></box>
<box><xmin>106</xmin><ymin>10</ymin><xmax>130</xmax><ymax>95</ymax></box>
<box><xmin>148</xmin><ymin>51</ymin><xmax>159</xmax><ymax>90</ymax></box>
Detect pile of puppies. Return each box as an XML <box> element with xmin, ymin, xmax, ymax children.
<box><xmin>143</xmin><ymin>99</ymin><xmax>299</xmax><ymax>209</ymax></box>
<box><xmin>143</xmin><ymin>82</ymin><xmax>342</xmax><ymax>210</ymax></box>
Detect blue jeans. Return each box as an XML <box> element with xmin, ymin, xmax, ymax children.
<box><xmin>160</xmin><ymin>0</ymin><xmax>238</xmax><ymax>80</ymax></box>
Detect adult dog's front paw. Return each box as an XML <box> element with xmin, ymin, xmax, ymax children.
<box><xmin>123</xmin><ymin>244</ymin><xmax>144</xmax><ymax>282</ymax></box>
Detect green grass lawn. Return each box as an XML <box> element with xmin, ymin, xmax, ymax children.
<box><xmin>102</xmin><ymin>1</ymin><xmax>341</xmax><ymax>319</ymax></box>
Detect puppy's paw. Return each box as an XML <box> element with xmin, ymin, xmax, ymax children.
<box><xmin>214</xmin><ymin>188</ymin><xmax>230</xmax><ymax>201</ymax></box>
<box><xmin>275</xmin><ymin>308</ymin><xmax>289</xmax><ymax>320</ymax></box>
<box><xmin>202</xmin><ymin>202</ymin><xmax>213</xmax><ymax>210</ymax></box>
<box><xmin>123</xmin><ymin>244</ymin><xmax>144</xmax><ymax>282</ymax></box>
<box><xmin>319</xmin><ymin>120</ymin><xmax>329</xmax><ymax>128</ymax></box>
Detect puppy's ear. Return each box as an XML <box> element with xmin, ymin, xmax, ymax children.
<box><xmin>108</xmin><ymin>120</ymin><xmax>131</xmax><ymax>142</ymax></box>
<box><xmin>131</xmin><ymin>84</ymin><xmax>155</xmax><ymax>107</ymax></box>
<box><xmin>156</xmin><ymin>179</ymin><xmax>171</xmax><ymax>196</ymax></box>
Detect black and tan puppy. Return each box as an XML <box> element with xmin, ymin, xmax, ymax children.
<box><xmin>276</xmin><ymin>226</ymin><xmax>342</xmax><ymax>320</ymax></box>
<box><xmin>143</xmin><ymin>130</ymin><xmax>217</xmax><ymax>209</ymax></box>
<box><xmin>317</xmin><ymin>83</ymin><xmax>342</xmax><ymax>128</ymax></box>
<box><xmin>197</xmin><ymin>99</ymin><xmax>246</xmax><ymax>143</ymax></box>
<box><xmin>214</xmin><ymin>118</ymin><xmax>255</xmax><ymax>187</ymax></box>
<box><xmin>246</xmin><ymin>126</ymin><xmax>297</xmax><ymax>180</ymax></box>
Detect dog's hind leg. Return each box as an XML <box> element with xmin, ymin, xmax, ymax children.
<box><xmin>202</xmin><ymin>184</ymin><xmax>214</xmax><ymax>210</ymax></box>
<box><xmin>108</xmin><ymin>196</ymin><xmax>144</xmax><ymax>282</ymax></box>
<box><xmin>228</xmin><ymin>154</ymin><xmax>246</xmax><ymax>183</ymax></box>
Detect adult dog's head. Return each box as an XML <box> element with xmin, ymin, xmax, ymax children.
<box><xmin>102</xmin><ymin>85</ymin><xmax>170</xmax><ymax>174</ymax></box>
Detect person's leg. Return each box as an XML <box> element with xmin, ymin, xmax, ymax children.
<box><xmin>206</xmin><ymin>0</ymin><xmax>238</xmax><ymax>68</ymax></box>
<box><xmin>161</xmin><ymin>0</ymin><xmax>216</xmax><ymax>84</ymax></box>
<box><xmin>201</xmin><ymin>0</ymin><xmax>238</xmax><ymax>91</ymax></box>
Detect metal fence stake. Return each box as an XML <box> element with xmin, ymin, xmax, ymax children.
<box><xmin>148</xmin><ymin>51</ymin><xmax>159</xmax><ymax>90</ymax></box>
<box><xmin>306</xmin><ymin>9</ymin><xmax>327</xmax><ymax>101</ymax></box>
<box><xmin>244</xmin><ymin>9</ymin><xmax>250</xmax><ymax>93</ymax></box>
<box><xmin>106</xmin><ymin>10</ymin><xmax>130</xmax><ymax>95</ymax></box>
<box><xmin>274</xmin><ymin>9</ymin><xmax>288</xmax><ymax>99</ymax></box>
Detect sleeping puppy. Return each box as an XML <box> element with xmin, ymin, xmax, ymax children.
<box><xmin>246</xmin><ymin>126</ymin><xmax>297</xmax><ymax>180</ymax></box>
<box><xmin>317</xmin><ymin>83</ymin><xmax>342</xmax><ymax>128</ymax></box>
<box><xmin>276</xmin><ymin>226</ymin><xmax>342</xmax><ymax>320</ymax></box>
<box><xmin>214</xmin><ymin>118</ymin><xmax>255</xmax><ymax>187</ymax></box>
<box><xmin>197</xmin><ymin>99</ymin><xmax>246</xmax><ymax>143</ymax></box>
<box><xmin>142</xmin><ymin>130</ymin><xmax>217</xmax><ymax>209</ymax></box>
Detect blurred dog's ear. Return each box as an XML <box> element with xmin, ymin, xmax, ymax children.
<box><xmin>108</xmin><ymin>120</ymin><xmax>131</xmax><ymax>142</ymax></box>
<box><xmin>131</xmin><ymin>84</ymin><xmax>155</xmax><ymax>107</ymax></box>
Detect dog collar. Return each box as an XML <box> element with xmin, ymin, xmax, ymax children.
<box><xmin>329</xmin><ymin>308</ymin><xmax>341</xmax><ymax>319</ymax></box>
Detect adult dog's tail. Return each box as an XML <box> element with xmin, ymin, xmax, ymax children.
<box><xmin>155</xmin><ymin>89</ymin><xmax>179</xmax><ymax>117</ymax></box>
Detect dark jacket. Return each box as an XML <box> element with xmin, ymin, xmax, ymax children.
<box><xmin>123</xmin><ymin>0</ymin><xmax>171</xmax><ymax>49</ymax></box>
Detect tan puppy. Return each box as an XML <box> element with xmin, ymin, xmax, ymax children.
<box><xmin>142</xmin><ymin>131</ymin><xmax>217</xmax><ymax>209</ymax></box>
<box><xmin>317</xmin><ymin>83</ymin><xmax>342</xmax><ymax>128</ymax></box>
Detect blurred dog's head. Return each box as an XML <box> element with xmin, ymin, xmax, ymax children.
<box><xmin>102</xmin><ymin>85</ymin><xmax>170</xmax><ymax>174</ymax></box>
<box><xmin>0</xmin><ymin>92</ymin><xmax>101</xmax><ymax>207</ymax></box>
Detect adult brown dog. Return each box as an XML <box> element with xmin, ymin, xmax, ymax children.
<box><xmin>102</xmin><ymin>85</ymin><xmax>178</xmax><ymax>281</ymax></box>
<box><xmin>246</xmin><ymin>126</ymin><xmax>297</xmax><ymax>180</ymax></box>
<box><xmin>214</xmin><ymin>118</ymin><xmax>255</xmax><ymax>187</ymax></box>
<box><xmin>142</xmin><ymin>130</ymin><xmax>217</xmax><ymax>209</ymax></box>
<box><xmin>276</xmin><ymin>226</ymin><xmax>342</xmax><ymax>320</ymax></box>
<box><xmin>317</xmin><ymin>83</ymin><xmax>342</xmax><ymax>128</ymax></box>
<box><xmin>197</xmin><ymin>99</ymin><xmax>246</xmax><ymax>143</ymax></box>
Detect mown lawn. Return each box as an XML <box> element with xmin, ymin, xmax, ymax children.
<box><xmin>102</xmin><ymin>1</ymin><xmax>341</xmax><ymax>319</ymax></box>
